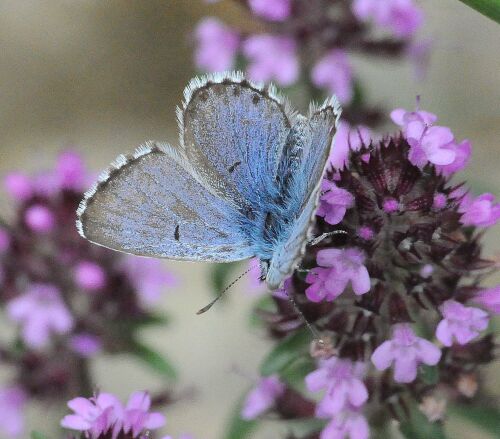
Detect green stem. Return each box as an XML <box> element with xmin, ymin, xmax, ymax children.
<box><xmin>457</xmin><ymin>0</ymin><xmax>500</xmax><ymax>23</ymax></box>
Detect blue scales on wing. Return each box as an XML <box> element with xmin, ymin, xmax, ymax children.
<box><xmin>76</xmin><ymin>141</ymin><xmax>253</xmax><ymax>262</ymax></box>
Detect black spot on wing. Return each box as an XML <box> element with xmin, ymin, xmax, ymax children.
<box><xmin>174</xmin><ymin>225</ymin><xmax>180</xmax><ymax>241</ymax></box>
<box><xmin>228</xmin><ymin>161</ymin><xmax>242</xmax><ymax>173</ymax></box>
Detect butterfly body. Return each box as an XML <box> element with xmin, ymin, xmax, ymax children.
<box><xmin>77</xmin><ymin>72</ymin><xmax>340</xmax><ymax>289</ymax></box>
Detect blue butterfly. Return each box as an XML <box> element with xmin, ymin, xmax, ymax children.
<box><xmin>76</xmin><ymin>72</ymin><xmax>340</xmax><ymax>290</ymax></box>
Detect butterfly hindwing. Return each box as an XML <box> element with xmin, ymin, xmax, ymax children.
<box><xmin>267</xmin><ymin>98</ymin><xmax>341</xmax><ymax>288</ymax></box>
<box><xmin>77</xmin><ymin>142</ymin><xmax>253</xmax><ymax>262</ymax></box>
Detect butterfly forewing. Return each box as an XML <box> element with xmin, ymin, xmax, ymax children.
<box><xmin>77</xmin><ymin>142</ymin><xmax>253</xmax><ymax>262</ymax></box>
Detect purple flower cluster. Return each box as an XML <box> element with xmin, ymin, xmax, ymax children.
<box><xmin>195</xmin><ymin>0</ymin><xmax>425</xmax><ymax>126</ymax></box>
<box><xmin>0</xmin><ymin>152</ymin><xmax>177</xmax><ymax>437</ymax></box>
<box><xmin>247</xmin><ymin>107</ymin><xmax>499</xmax><ymax>438</ymax></box>
<box><xmin>61</xmin><ymin>390</ymin><xmax>194</xmax><ymax>439</ymax></box>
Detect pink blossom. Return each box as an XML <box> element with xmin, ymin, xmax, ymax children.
<box><xmin>243</xmin><ymin>35</ymin><xmax>299</xmax><ymax>86</ymax></box>
<box><xmin>474</xmin><ymin>285</ymin><xmax>500</xmax><ymax>314</ymax></box>
<box><xmin>6</xmin><ymin>283</ymin><xmax>74</xmax><ymax>349</ymax></box>
<box><xmin>123</xmin><ymin>256</ymin><xmax>178</xmax><ymax>307</ymax></box>
<box><xmin>4</xmin><ymin>172</ymin><xmax>33</xmax><ymax>201</ymax></box>
<box><xmin>61</xmin><ymin>391</ymin><xmax>165</xmax><ymax>439</ymax></box>
<box><xmin>24</xmin><ymin>204</ymin><xmax>55</xmax><ymax>233</ymax></box>
<box><xmin>330</xmin><ymin>121</ymin><xmax>372</xmax><ymax>170</ymax></box>
<box><xmin>75</xmin><ymin>261</ymin><xmax>107</xmax><ymax>291</ymax></box>
<box><xmin>371</xmin><ymin>323</ymin><xmax>441</xmax><ymax>383</ymax></box>
<box><xmin>317</xmin><ymin>180</ymin><xmax>354</xmax><ymax>225</ymax></box>
<box><xmin>69</xmin><ymin>333</ymin><xmax>102</xmax><ymax>357</ymax></box>
<box><xmin>391</xmin><ymin>107</ymin><xmax>457</xmax><ymax>168</ymax></box>
<box><xmin>305</xmin><ymin>267</ymin><xmax>340</xmax><ymax>302</ymax></box>
<box><xmin>122</xmin><ymin>391</ymin><xmax>166</xmax><ymax>437</ymax></box>
<box><xmin>0</xmin><ymin>386</ymin><xmax>26</xmax><ymax>438</ymax></box>
<box><xmin>61</xmin><ymin>392</ymin><xmax>123</xmax><ymax>438</ymax></box>
<box><xmin>57</xmin><ymin>150</ymin><xmax>86</xmax><ymax>191</ymax></box>
<box><xmin>314</xmin><ymin>247</ymin><xmax>371</xmax><ymax>297</ymax></box>
<box><xmin>459</xmin><ymin>193</ymin><xmax>500</xmax><ymax>227</ymax></box>
<box><xmin>320</xmin><ymin>408</ymin><xmax>370</xmax><ymax>439</ymax></box>
<box><xmin>435</xmin><ymin>140</ymin><xmax>472</xmax><ymax>176</ymax></box>
<box><xmin>194</xmin><ymin>18</ymin><xmax>239</xmax><ymax>72</ymax></box>
<box><xmin>352</xmin><ymin>0</ymin><xmax>423</xmax><ymax>38</ymax></box>
<box><xmin>306</xmin><ymin>357</ymin><xmax>368</xmax><ymax>415</ymax></box>
<box><xmin>249</xmin><ymin>0</ymin><xmax>291</xmax><ymax>21</ymax></box>
<box><xmin>311</xmin><ymin>50</ymin><xmax>353</xmax><ymax>103</ymax></box>
<box><xmin>436</xmin><ymin>300</ymin><xmax>489</xmax><ymax>347</ymax></box>
<box><xmin>241</xmin><ymin>375</ymin><xmax>285</xmax><ymax>420</ymax></box>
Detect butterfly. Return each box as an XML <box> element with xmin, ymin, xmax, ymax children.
<box><xmin>76</xmin><ymin>72</ymin><xmax>340</xmax><ymax>291</ymax></box>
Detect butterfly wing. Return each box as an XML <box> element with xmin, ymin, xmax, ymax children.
<box><xmin>178</xmin><ymin>72</ymin><xmax>297</xmax><ymax>211</ymax></box>
<box><xmin>266</xmin><ymin>98</ymin><xmax>341</xmax><ymax>289</ymax></box>
<box><xmin>76</xmin><ymin>142</ymin><xmax>253</xmax><ymax>262</ymax></box>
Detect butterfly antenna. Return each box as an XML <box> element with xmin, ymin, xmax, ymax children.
<box><xmin>196</xmin><ymin>265</ymin><xmax>256</xmax><ymax>315</ymax></box>
<box><xmin>285</xmin><ymin>290</ymin><xmax>322</xmax><ymax>341</ymax></box>
<box><xmin>308</xmin><ymin>230</ymin><xmax>348</xmax><ymax>246</ymax></box>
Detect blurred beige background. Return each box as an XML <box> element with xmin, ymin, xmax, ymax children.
<box><xmin>0</xmin><ymin>1</ymin><xmax>499</xmax><ymax>438</ymax></box>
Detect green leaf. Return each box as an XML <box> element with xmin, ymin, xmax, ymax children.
<box><xmin>209</xmin><ymin>262</ymin><xmax>240</xmax><ymax>298</ymax></box>
<box><xmin>450</xmin><ymin>403</ymin><xmax>500</xmax><ymax>436</ymax></box>
<box><xmin>260</xmin><ymin>328</ymin><xmax>311</xmax><ymax>376</ymax></box>
<box><xmin>249</xmin><ymin>295</ymin><xmax>276</xmax><ymax>327</ymax></box>
<box><xmin>129</xmin><ymin>340</ymin><xmax>177</xmax><ymax>380</ymax></box>
<box><xmin>457</xmin><ymin>0</ymin><xmax>500</xmax><ymax>23</ymax></box>
<box><xmin>223</xmin><ymin>394</ymin><xmax>258</xmax><ymax>439</ymax></box>
<box><xmin>31</xmin><ymin>432</ymin><xmax>49</xmax><ymax>439</ymax></box>
<box><xmin>400</xmin><ymin>409</ymin><xmax>447</xmax><ymax>439</ymax></box>
<box><xmin>280</xmin><ymin>356</ymin><xmax>316</xmax><ymax>392</ymax></box>
<box><xmin>420</xmin><ymin>365</ymin><xmax>439</xmax><ymax>385</ymax></box>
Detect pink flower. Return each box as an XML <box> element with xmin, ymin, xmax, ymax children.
<box><xmin>4</xmin><ymin>172</ymin><xmax>33</xmax><ymax>201</ymax></box>
<box><xmin>61</xmin><ymin>391</ymin><xmax>165</xmax><ymax>439</ymax></box>
<box><xmin>24</xmin><ymin>204</ymin><xmax>55</xmax><ymax>233</ymax></box>
<box><xmin>75</xmin><ymin>261</ymin><xmax>107</xmax><ymax>291</ymax></box>
<box><xmin>315</xmin><ymin>247</ymin><xmax>370</xmax><ymax>297</ymax></box>
<box><xmin>243</xmin><ymin>35</ymin><xmax>299</xmax><ymax>86</ymax></box>
<box><xmin>241</xmin><ymin>375</ymin><xmax>285</xmax><ymax>420</ymax></box>
<box><xmin>371</xmin><ymin>323</ymin><xmax>441</xmax><ymax>383</ymax></box>
<box><xmin>249</xmin><ymin>0</ymin><xmax>291</xmax><ymax>21</ymax></box>
<box><xmin>6</xmin><ymin>284</ymin><xmax>74</xmax><ymax>349</ymax></box>
<box><xmin>194</xmin><ymin>18</ymin><xmax>239</xmax><ymax>72</ymax></box>
<box><xmin>474</xmin><ymin>285</ymin><xmax>500</xmax><ymax>314</ymax></box>
<box><xmin>435</xmin><ymin>140</ymin><xmax>472</xmax><ymax>176</ymax></box>
<box><xmin>459</xmin><ymin>193</ymin><xmax>500</xmax><ymax>227</ymax></box>
<box><xmin>0</xmin><ymin>386</ymin><xmax>26</xmax><ymax>438</ymax></box>
<box><xmin>317</xmin><ymin>180</ymin><xmax>354</xmax><ymax>225</ymax></box>
<box><xmin>352</xmin><ymin>0</ymin><xmax>423</xmax><ymax>38</ymax></box>
<box><xmin>436</xmin><ymin>300</ymin><xmax>489</xmax><ymax>347</ymax></box>
<box><xmin>56</xmin><ymin>150</ymin><xmax>86</xmax><ymax>191</ymax></box>
<box><xmin>61</xmin><ymin>392</ymin><xmax>123</xmax><ymax>438</ymax></box>
<box><xmin>311</xmin><ymin>50</ymin><xmax>353</xmax><ymax>104</ymax></box>
<box><xmin>330</xmin><ymin>121</ymin><xmax>372</xmax><ymax>170</ymax></box>
<box><xmin>391</xmin><ymin>107</ymin><xmax>457</xmax><ymax>168</ymax></box>
<box><xmin>122</xmin><ymin>256</ymin><xmax>178</xmax><ymax>307</ymax></box>
<box><xmin>320</xmin><ymin>408</ymin><xmax>370</xmax><ymax>439</ymax></box>
<box><xmin>306</xmin><ymin>357</ymin><xmax>368</xmax><ymax>415</ymax></box>
<box><xmin>305</xmin><ymin>267</ymin><xmax>339</xmax><ymax>302</ymax></box>
<box><xmin>69</xmin><ymin>333</ymin><xmax>102</xmax><ymax>357</ymax></box>
<box><xmin>122</xmin><ymin>391</ymin><xmax>166</xmax><ymax>437</ymax></box>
